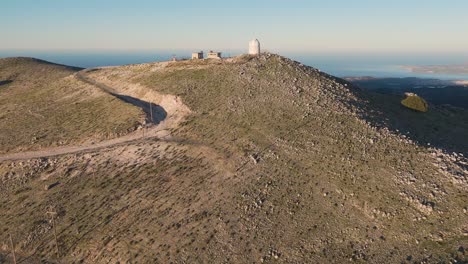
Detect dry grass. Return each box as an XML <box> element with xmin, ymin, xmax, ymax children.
<box><xmin>0</xmin><ymin>55</ymin><xmax>466</xmax><ymax>263</ymax></box>
<box><xmin>0</xmin><ymin>58</ymin><xmax>144</xmax><ymax>153</ymax></box>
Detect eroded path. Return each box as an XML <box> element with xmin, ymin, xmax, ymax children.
<box><xmin>0</xmin><ymin>69</ymin><xmax>190</xmax><ymax>162</ymax></box>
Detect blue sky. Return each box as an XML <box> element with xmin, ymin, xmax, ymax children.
<box><xmin>2</xmin><ymin>0</ymin><xmax>468</xmax><ymax>53</ymax></box>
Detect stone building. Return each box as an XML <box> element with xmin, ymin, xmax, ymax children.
<box><xmin>192</xmin><ymin>51</ymin><xmax>204</xmax><ymax>60</ymax></box>
<box><xmin>207</xmin><ymin>51</ymin><xmax>222</xmax><ymax>59</ymax></box>
<box><xmin>249</xmin><ymin>39</ymin><xmax>261</xmax><ymax>55</ymax></box>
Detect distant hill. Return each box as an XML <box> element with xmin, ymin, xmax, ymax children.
<box><xmin>0</xmin><ymin>54</ymin><xmax>466</xmax><ymax>263</ymax></box>
<box><xmin>0</xmin><ymin>57</ymin><xmax>82</xmax><ymax>82</ymax></box>
<box><xmin>0</xmin><ymin>57</ymin><xmax>144</xmax><ymax>153</ymax></box>
<box><xmin>374</xmin><ymin>86</ymin><xmax>468</xmax><ymax>109</ymax></box>
<box><xmin>347</xmin><ymin>76</ymin><xmax>468</xmax><ymax>109</ymax></box>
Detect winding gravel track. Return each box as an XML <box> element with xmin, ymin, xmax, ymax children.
<box><xmin>0</xmin><ymin>71</ymin><xmax>174</xmax><ymax>162</ymax></box>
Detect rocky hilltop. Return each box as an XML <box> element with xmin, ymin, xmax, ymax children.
<box><xmin>0</xmin><ymin>54</ymin><xmax>466</xmax><ymax>263</ymax></box>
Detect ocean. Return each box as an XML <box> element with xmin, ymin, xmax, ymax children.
<box><xmin>1</xmin><ymin>50</ymin><xmax>468</xmax><ymax>80</ymax></box>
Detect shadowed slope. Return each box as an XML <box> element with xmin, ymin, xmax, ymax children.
<box><xmin>357</xmin><ymin>91</ymin><xmax>468</xmax><ymax>156</ymax></box>
<box><xmin>76</xmin><ymin>71</ymin><xmax>167</xmax><ymax>125</ymax></box>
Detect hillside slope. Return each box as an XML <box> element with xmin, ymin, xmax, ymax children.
<box><xmin>0</xmin><ymin>54</ymin><xmax>467</xmax><ymax>263</ymax></box>
<box><xmin>0</xmin><ymin>57</ymin><xmax>145</xmax><ymax>154</ymax></box>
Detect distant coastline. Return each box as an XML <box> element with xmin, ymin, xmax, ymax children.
<box><xmin>345</xmin><ymin>76</ymin><xmax>468</xmax><ymax>86</ymax></box>
<box><xmin>2</xmin><ymin>50</ymin><xmax>468</xmax><ymax>81</ymax></box>
<box><xmin>401</xmin><ymin>64</ymin><xmax>468</xmax><ymax>77</ymax></box>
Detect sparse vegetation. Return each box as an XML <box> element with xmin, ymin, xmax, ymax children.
<box><xmin>0</xmin><ymin>55</ymin><xmax>466</xmax><ymax>263</ymax></box>
<box><xmin>0</xmin><ymin>58</ymin><xmax>145</xmax><ymax>153</ymax></box>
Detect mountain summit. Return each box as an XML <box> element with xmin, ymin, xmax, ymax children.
<box><xmin>0</xmin><ymin>54</ymin><xmax>466</xmax><ymax>263</ymax></box>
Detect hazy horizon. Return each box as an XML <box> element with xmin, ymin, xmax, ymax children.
<box><xmin>2</xmin><ymin>49</ymin><xmax>468</xmax><ymax>80</ymax></box>
<box><xmin>2</xmin><ymin>0</ymin><xmax>468</xmax><ymax>53</ymax></box>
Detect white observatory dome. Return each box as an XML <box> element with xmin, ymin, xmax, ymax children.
<box><xmin>249</xmin><ymin>39</ymin><xmax>261</xmax><ymax>55</ymax></box>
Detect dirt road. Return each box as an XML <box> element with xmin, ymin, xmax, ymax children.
<box><xmin>0</xmin><ymin>70</ymin><xmax>188</xmax><ymax>162</ymax></box>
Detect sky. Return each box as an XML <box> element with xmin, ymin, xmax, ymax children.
<box><xmin>2</xmin><ymin>0</ymin><xmax>468</xmax><ymax>54</ymax></box>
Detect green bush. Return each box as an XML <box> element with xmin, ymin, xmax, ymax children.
<box><xmin>401</xmin><ymin>95</ymin><xmax>429</xmax><ymax>112</ymax></box>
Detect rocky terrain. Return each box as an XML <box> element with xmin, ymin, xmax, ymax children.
<box><xmin>0</xmin><ymin>54</ymin><xmax>467</xmax><ymax>263</ymax></box>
